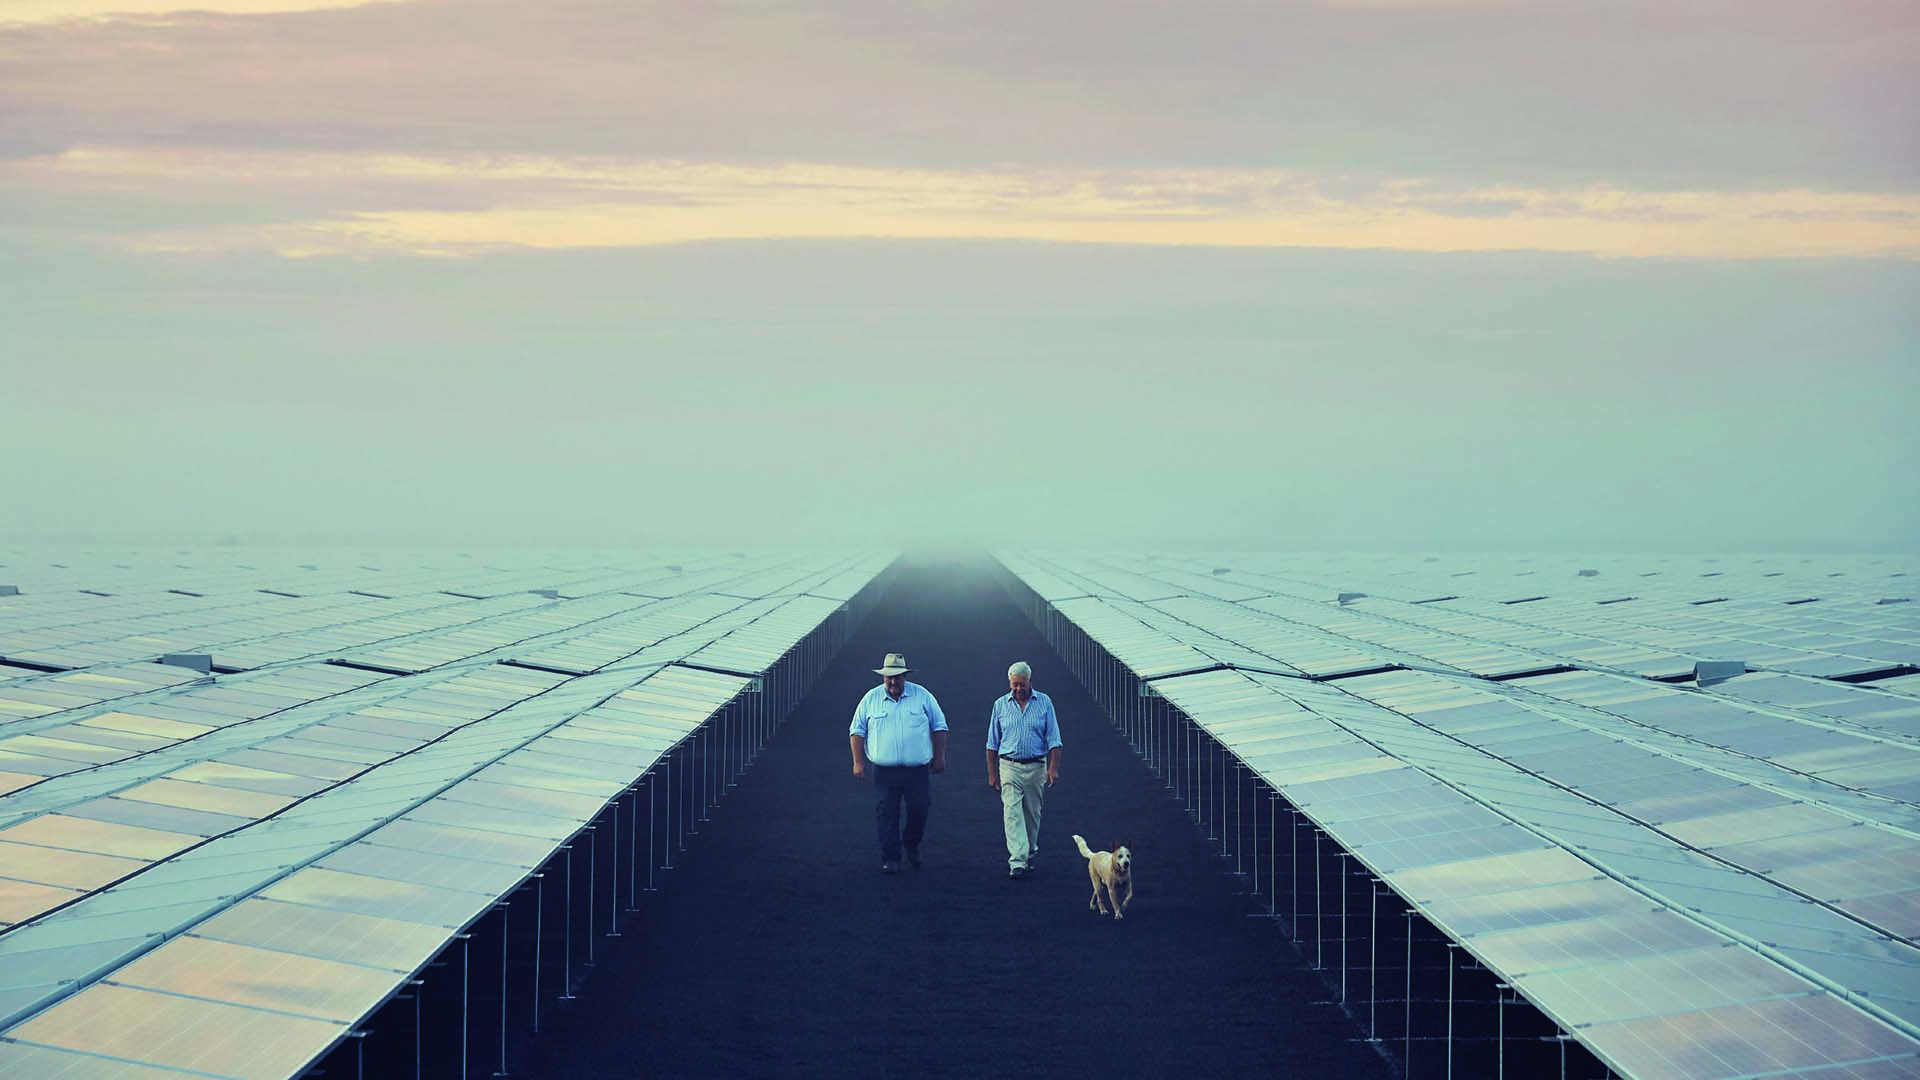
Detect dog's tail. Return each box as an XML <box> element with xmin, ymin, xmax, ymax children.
<box><xmin>1073</xmin><ymin>834</ymin><xmax>1096</xmax><ymax>859</ymax></box>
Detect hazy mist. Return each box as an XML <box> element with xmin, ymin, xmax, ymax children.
<box><xmin>5</xmin><ymin>241</ymin><xmax>1914</xmax><ymax>552</ymax></box>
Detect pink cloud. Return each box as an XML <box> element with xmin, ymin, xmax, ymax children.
<box><xmin>2</xmin><ymin>0</ymin><xmax>1914</xmax><ymax>190</ymax></box>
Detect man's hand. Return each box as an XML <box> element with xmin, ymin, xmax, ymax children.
<box><xmin>1045</xmin><ymin>767</ymin><xmax>1059</xmax><ymax>788</ymax></box>
<box><xmin>931</xmin><ymin>754</ymin><xmax>946</xmax><ymax>774</ymax></box>
<box><xmin>852</xmin><ymin>759</ymin><xmax>867</xmax><ymax>780</ymax></box>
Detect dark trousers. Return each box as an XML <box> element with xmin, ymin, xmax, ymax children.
<box><xmin>872</xmin><ymin>764</ymin><xmax>931</xmax><ymax>861</ymax></box>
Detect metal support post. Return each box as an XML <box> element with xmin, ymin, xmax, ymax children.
<box><xmin>1496</xmin><ymin>983</ymin><xmax>1508</xmax><ymax>1080</ymax></box>
<box><xmin>1447</xmin><ymin>943</ymin><xmax>1458</xmax><ymax>1080</ymax></box>
<box><xmin>585</xmin><ymin>823</ymin><xmax>599</xmax><ymax>960</ymax></box>
<box><xmin>1265</xmin><ymin>794</ymin><xmax>1278</xmax><ymax>912</ymax></box>
<box><xmin>1218</xmin><ymin>744</ymin><xmax>1229</xmax><ymax>849</ymax></box>
<box><xmin>697</xmin><ymin>727</ymin><xmax>711</xmax><ymax>824</ymax></box>
<box><xmin>667</xmin><ymin>749</ymin><xmax>681</xmax><ymax>858</ymax></box>
<box><xmin>1161</xmin><ymin>701</ymin><xmax>1172</xmax><ymax>785</ymax></box>
<box><xmin>1404</xmin><ymin>910</ymin><xmax>1414</xmax><ymax>1078</ymax></box>
<box><xmin>609</xmin><ymin>802</ymin><xmax>626</xmax><ymax>926</ymax></box>
<box><xmin>1289</xmin><ymin>808</ymin><xmax>1300</xmax><ymax>933</ymax></box>
<box><xmin>1339</xmin><ymin>854</ymin><xmax>1349</xmax><ymax>1003</ymax></box>
<box><xmin>1233</xmin><ymin>763</ymin><xmax>1245</xmax><ymax>870</ymax></box>
<box><xmin>647</xmin><ymin>774</ymin><xmax>661</xmax><ymax>886</ymax></box>
<box><xmin>685</xmin><ymin>731</ymin><xmax>699</xmax><ymax>830</ymax></box>
<box><xmin>1247</xmin><ymin>776</ymin><xmax>1260</xmax><ymax>893</ymax></box>
<box><xmin>726</xmin><ymin>702</ymin><xmax>738</xmax><ymax>788</ymax></box>
<box><xmin>1313</xmin><ymin>829</ymin><xmax>1325</xmax><ymax>970</ymax></box>
<box><xmin>459</xmin><ymin>934</ymin><xmax>471</xmax><ymax>1080</ymax></box>
<box><xmin>530</xmin><ymin>875</ymin><xmax>544</xmax><ymax>1033</ymax></box>
<box><xmin>627</xmin><ymin>785</ymin><xmax>640</xmax><ymax>908</ymax></box>
<box><xmin>412</xmin><ymin>979</ymin><xmax>423</xmax><ymax>1080</ymax></box>
<box><xmin>1201</xmin><ymin>736</ymin><xmax>1214</xmax><ymax>837</ymax></box>
<box><xmin>1186</xmin><ymin>718</ymin><xmax>1198</xmax><ymax>814</ymax></box>
<box><xmin>1368</xmin><ymin>879</ymin><xmax>1380</xmax><ymax>1042</ymax></box>
<box><xmin>559</xmin><ymin>846</ymin><xmax>576</xmax><ymax>1001</ymax></box>
<box><xmin>494</xmin><ymin>904</ymin><xmax>509</xmax><ymax>1077</ymax></box>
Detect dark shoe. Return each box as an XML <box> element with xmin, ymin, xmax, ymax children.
<box><xmin>1008</xmin><ymin>866</ymin><xmax>1029</xmax><ymax>880</ymax></box>
<box><xmin>881</xmin><ymin>861</ymin><xmax>899</xmax><ymax>874</ymax></box>
<box><xmin>906</xmin><ymin>846</ymin><xmax>922</xmax><ymax>868</ymax></box>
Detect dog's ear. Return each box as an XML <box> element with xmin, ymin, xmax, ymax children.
<box><xmin>1110</xmin><ymin>839</ymin><xmax>1123</xmax><ymax>853</ymax></box>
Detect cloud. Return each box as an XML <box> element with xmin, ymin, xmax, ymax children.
<box><xmin>2</xmin><ymin>0</ymin><xmax>1914</xmax><ymax>190</ymax></box>
<box><xmin>1302</xmin><ymin>0</ymin><xmax>1531</xmax><ymax>6</ymax></box>
<box><xmin>13</xmin><ymin>148</ymin><xmax>1917</xmax><ymax>260</ymax></box>
<box><xmin>0</xmin><ymin>0</ymin><xmax>397</xmax><ymax>22</ymax></box>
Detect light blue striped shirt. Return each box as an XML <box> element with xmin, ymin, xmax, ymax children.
<box><xmin>850</xmin><ymin>681</ymin><xmax>948</xmax><ymax>767</ymax></box>
<box><xmin>985</xmin><ymin>690</ymin><xmax>1062</xmax><ymax>760</ymax></box>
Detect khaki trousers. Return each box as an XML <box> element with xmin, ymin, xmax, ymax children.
<box><xmin>998</xmin><ymin>758</ymin><xmax>1047</xmax><ymax>870</ymax></box>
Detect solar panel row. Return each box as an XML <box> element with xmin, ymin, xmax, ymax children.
<box><xmin>0</xmin><ymin>549</ymin><xmax>892</xmax><ymax>1078</ymax></box>
<box><xmin>995</xmin><ymin>551</ymin><xmax>1919</xmax><ymax>1080</ymax></box>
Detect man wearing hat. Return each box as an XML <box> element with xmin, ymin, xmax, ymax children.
<box><xmin>850</xmin><ymin>652</ymin><xmax>949</xmax><ymax>873</ymax></box>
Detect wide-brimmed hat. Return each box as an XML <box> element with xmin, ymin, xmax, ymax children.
<box><xmin>873</xmin><ymin>653</ymin><xmax>912</xmax><ymax>676</ymax></box>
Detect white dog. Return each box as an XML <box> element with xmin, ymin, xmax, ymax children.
<box><xmin>1073</xmin><ymin>834</ymin><xmax>1133</xmax><ymax>919</ymax></box>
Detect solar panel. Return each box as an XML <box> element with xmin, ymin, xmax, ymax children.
<box><xmin>996</xmin><ymin>551</ymin><xmax>1920</xmax><ymax>1078</ymax></box>
<box><xmin>0</xmin><ymin>548</ymin><xmax>889</xmax><ymax>1075</ymax></box>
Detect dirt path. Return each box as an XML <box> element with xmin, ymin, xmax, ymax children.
<box><xmin>520</xmin><ymin>557</ymin><xmax>1390</xmax><ymax>1079</ymax></box>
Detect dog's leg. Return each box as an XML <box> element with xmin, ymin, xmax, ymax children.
<box><xmin>1088</xmin><ymin>868</ymin><xmax>1106</xmax><ymax>914</ymax></box>
<box><xmin>1118</xmin><ymin>876</ymin><xmax>1132</xmax><ymax>918</ymax></box>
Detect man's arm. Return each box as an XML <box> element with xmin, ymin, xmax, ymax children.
<box><xmin>849</xmin><ymin>691</ymin><xmax>869</xmax><ymax>779</ymax></box>
<box><xmin>1044</xmin><ymin>697</ymin><xmax>1062</xmax><ymax>787</ymax></box>
<box><xmin>983</xmin><ymin>700</ymin><xmax>1000</xmax><ymax>788</ymax></box>
<box><xmin>925</xmin><ymin>689</ymin><xmax>948</xmax><ymax>773</ymax></box>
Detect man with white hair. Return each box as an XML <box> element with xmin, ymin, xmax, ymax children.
<box><xmin>984</xmin><ymin>660</ymin><xmax>1062</xmax><ymax>880</ymax></box>
<box><xmin>850</xmin><ymin>652</ymin><xmax>948</xmax><ymax>874</ymax></box>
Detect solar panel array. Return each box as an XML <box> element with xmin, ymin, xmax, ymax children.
<box><xmin>0</xmin><ymin>547</ymin><xmax>890</xmax><ymax>1078</ymax></box>
<box><xmin>996</xmin><ymin>551</ymin><xmax>1920</xmax><ymax>1080</ymax></box>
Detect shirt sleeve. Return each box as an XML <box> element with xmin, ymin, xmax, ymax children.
<box><xmin>849</xmin><ymin>690</ymin><xmax>868</xmax><ymax>737</ymax></box>
<box><xmin>983</xmin><ymin>699</ymin><xmax>1002</xmax><ymax>748</ymax></box>
<box><xmin>924</xmin><ymin>688</ymin><xmax>948</xmax><ymax>732</ymax></box>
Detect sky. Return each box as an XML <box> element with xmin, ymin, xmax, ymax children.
<box><xmin>2</xmin><ymin>0</ymin><xmax>1916</xmax><ymax>552</ymax></box>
